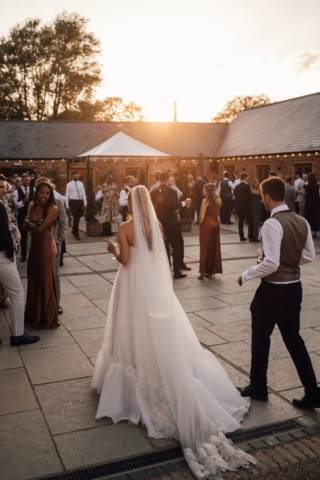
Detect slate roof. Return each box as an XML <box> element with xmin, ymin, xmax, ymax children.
<box><xmin>216</xmin><ymin>92</ymin><xmax>320</xmax><ymax>157</ymax></box>
<box><xmin>0</xmin><ymin>121</ymin><xmax>227</xmax><ymax>159</ymax></box>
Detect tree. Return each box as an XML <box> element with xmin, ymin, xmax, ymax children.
<box><xmin>0</xmin><ymin>12</ymin><xmax>102</xmax><ymax>120</ymax></box>
<box><xmin>96</xmin><ymin>97</ymin><xmax>145</xmax><ymax>122</ymax></box>
<box><xmin>211</xmin><ymin>94</ymin><xmax>272</xmax><ymax>123</ymax></box>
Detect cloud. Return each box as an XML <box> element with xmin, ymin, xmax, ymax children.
<box><xmin>291</xmin><ymin>51</ymin><xmax>320</xmax><ymax>75</ymax></box>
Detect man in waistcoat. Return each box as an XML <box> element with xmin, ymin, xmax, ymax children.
<box><xmin>237</xmin><ymin>177</ymin><xmax>320</xmax><ymax>409</ymax></box>
<box><xmin>119</xmin><ymin>175</ymin><xmax>135</xmax><ymax>223</ymax></box>
<box><xmin>217</xmin><ymin>171</ymin><xmax>234</xmax><ymax>224</ymax></box>
<box><xmin>13</xmin><ymin>174</ymin><xmax>35</xmax><ymax>262</ymax></box>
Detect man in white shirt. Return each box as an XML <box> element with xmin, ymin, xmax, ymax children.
<box><xmin>119</xmin><ymin>175</ymin><xmax>135</xmax><ymax>223</ymax></box>
<box><xmin>149</xmin><ymin>171</ymin><xmax>161</xmax><ymax>193</ymax></box>
<box><xmin>65</xmin><ymin>172</ymin><xmax>87</xmax><ymax>241</ymax></box>
<box><xmin>294</xmin><ymin>173</ymin><xmax>305</xmax><ymax>215</ymax></box>
<box><xmin>13</xmin><ymin>174</ymin><xmax>35</xmax><ymax>262</ymax></box>
<box><xmin>237</xmin><ymin>177</ymin><xmax>320</xmax><ymax>409</ymax></box>
<box><xmin>233</xmin><ymin>171</ymin><xmax>241</xmax><ymax>188</ymax></box>
<box><xmin>217</xmin><ymin>171</ymin><xmax>234</xmax><ymax>224</ymax></box>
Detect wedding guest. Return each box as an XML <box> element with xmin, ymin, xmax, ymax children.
<box><xmin>149</xmin><ymin>171</ymin><xmax>161</xmax><ymax>193</ymax></box>
<box><xmin>269</xmin><ymin>172</ymin><xmax>277</xmax><ymax>177</ymax></box>
<box><xmin>234</xmin><ymin>173</ymin><xmax>255</xmax><ymax>242</ymax></box>
<box><xmin>294</xmin><ymin>173</ymin><xmax>305</xmax><ymax>215</ymax></box>
<box><xmin>251</xmin><ymin>179</ymin><xmax>262</xmax><ymax>241</ymax></box>
<box><xmin>198</xmin><ymin>184</ymin><xmax>222</xmax><ymax>280</ymax></box>
<box><xmin>277</xmin><ymin>173</ymin><xmax>283</xmax><ymax>179</ymax></box>
<box><xmin>119</xmin><ymin>176</ymin><xmax>135</xmax><ymax>223</ymax></box>
<box><xmin>24</xmin><ymin>182</ymin><xmax>59</xmax><ymax>329</ymax></box>
<box><xmin>66</xmin><ymin>172</ymin><xmax>87</xmax><ymax>241</ymax></box>
<box><xmin>234</xmin><ymin>171</ymin><xmax>241</xmax><ymax>188</ymax></box>
<box><xmin>238</xmin><ymin>177</ymin><xmax>320</xmax><ymax>409</ymax></box>
<box><xmin>0</xmin><ymin>175</ymin><xmax>40</xmax><ymax>345</ymax></box>
<box><xmin>303</xmin><ymin>173</ymin><xmax>320</xmax><ymax>238</ymax></box>
<box><xmin>134</xmin><ymin>178</ymin><xmax>139</xmax><ymax>186</ymax></box>
<box><xmin>151</xmin><ymin>171</ymin><xmax>191</xmax><ymax>279</ymax></box>
<box><xmin>34</xmin><ymin>177</ymin><xmax>67</xmax><ymax>315</ymax></box>
<box><xmin>194</xmin><ymin>175</ymin><xmax>205</xmax><ymax>224</ymax></box>
<box><xmin>14</xmin><ymin>177</ymin><xmax>22</xmax><ymax>191</ymax></box>
<box><xmin>13</xmin><ymin>174</ymin><xmax>35</xmax><ymax>262</ymax></box>
<box><xmin>218</xmin><ymin>171</ymin><xmax>234</xmax><ymax>224</ymax></box>
<box><xmin>101</xmin><ymin>175</ymin><xmax>119</xmax><ymax>222</ymax></box>
<box><xmin>169</xmin><ymin>176</ymin><xmax>183</xmax><ymax>199</ymax></box>
<box><xmin>188</xmin><ymin>174</ymin><xmax>196</xmax><ymax>220</ymax></box>
<box><xmin>285</xmin><ymin>176</ymin><xmax>297</xmax><ymax>210</ymax></box>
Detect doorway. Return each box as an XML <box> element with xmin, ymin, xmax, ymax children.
<box><xmin>125</xmin><ymin>167</ymin><xmax>146</xmax><ymax>186</ymax></box>
<box><xmin>294</xmin><ymin>163</ymin><xmax>313</xmax><ymax>176</ymax></box>
<box><xmin>255</xmin><ymin>164</ymin><xmax>270</xmax><ymax>182</ymax></box>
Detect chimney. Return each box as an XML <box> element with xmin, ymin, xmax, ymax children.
<box><xmin>174</xmin><ymin>101</ymin><xmax>177</xmax><ymax>122</ymax></box>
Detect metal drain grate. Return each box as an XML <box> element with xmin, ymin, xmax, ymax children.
<box><xmin>41</xmin><ymin>447</ymin><xmax>183</xmax><ymax>480</ymax></box>
<box><xmin>226</xmin><ymin>419</ymin><xmax>301</xmax><ymax>444</ymax></box>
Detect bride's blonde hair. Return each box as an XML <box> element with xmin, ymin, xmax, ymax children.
<box><xmin>205</xmin><ymin>183</ymin><xmax>222</xmax><ymax>207</ymax></box>
<box><xmin>127</xmin><ymin>186</ymin><xmax>162</xmax><ymax>251</ymax></box>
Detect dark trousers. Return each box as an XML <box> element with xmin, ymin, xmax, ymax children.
<box><xmin>70</xmin><ymin>200</ymin><xmax>83</xmax><ymax>237</ymax></box>
<box><xmin>164</xmin><ymin>226</ymin><xmax>182</xmax><ymax>275</ymax></box>
<box><xmin>250</xmin><ymin>281</ymin><xmax>319</xmax><ymax>397</ymax></box>
<box><xmin>237</xmin><ymin>209</ymin><xmax>254</xmax><ymax>240</ymax></box>
<box><xmin>220</xmin><ymin>195</ymin><xmax>232</xmax><ymax>223</ymax></box>
<box><xmin>17</xmin><ymin>215</ymin><xmax>28</xmax><ymax>258</ymax></box>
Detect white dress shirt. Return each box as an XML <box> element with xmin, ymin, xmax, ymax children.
<box><xmin>234</xmin><ymin>178</ymin><xmax>241</xmax><ymax>188</ymax></box>
<box><xmin>217</xmin><ymin>178</ymin><xmax>234</xmax><ymax>195</ymax></box>
<box><xmin>65</xmin><ymin>180</ymin><xmax>87</xmax><ymax>208</ymax></box>
<box><xmin>294</xmin><ymin>178</ymin><xmax>305</xmax><ymax>202</ymax></box>
<box><xmin>170</xmin><ymin>184</ymin><xmax>183</xmax><ymax>198</ymax></box>
<box><xmin>119</xmin><ymin>186</ymin><xmax>131</xmax><ymax>207</ymax></box>
<box><xmin>149</xmin><ymin>181</ymin><xmax>161</xmax><ymax>193</ymax></box>
<box><xmin>54</xmin><ymin>190</ymin><xmax>66</xmax><ymax>203</ymax></box>
<box><xmin>13</xmin><ymin>186</ymin><xmax>35</xmax><ymax>208</ymax></box>
<box><xmin>95</xmin><ymin>190</ymin><xmax>103</xmax><ymax>201</ymax></box>
<box><xmin>242</xmin><ymin>205</ymin><xmax>315</xmax><ymax>284</ymax></box>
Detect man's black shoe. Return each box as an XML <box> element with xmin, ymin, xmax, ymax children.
<box><xmin>292</xmin><ymin>395</ymin><xmax>320</xmax><ymax>410</ymax></box>
<box><xmin>76</xmin><ymin>235</ymin><xmax>81</xmax><ymax>241</ymax></box>
<box><xmin>240</xmin><ymin>238</ymin><xmax>248</xmax><ymax>242</ymax></box>
<box><xmin>20</xmin><ymin>257</ymin><xmax>27</xmax><ymax>263</ymax></box>
<box><xmin>174</xmin><ymin>272</ymin><xmax>187</xmax><ymax>279</ymax></box>
<box><xmin>58</xmin><ymin>306</ymin><xmax>63</xmax><ymax>315</ymax></box>
<box><xmin>10</xmin><ymin>333</ymin><xmax>40</xmax><ymax>346</ymax></box>
<box><xmin>249</xmin><ymin>238</ymin><xmax>260</xmax><ymax>243</ymax></box>
<box><xmin>180</xmin><ymin>264</ymin><xmax>191</xmax><ymax>271</ymax></box>
<box><xmin>237</xmin><ymin>385</ymin><xmax>268</xmax><ymax>402</ymax></box>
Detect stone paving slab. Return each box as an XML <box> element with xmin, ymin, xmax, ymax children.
<box><xmin>0</xmin><ymin>368</ymin><xmax>38</xmax><ymax>416</ymax></box>
<box><xmin>60</xmin><ymin>307</ymin><xmax>108</xmax><ymax>331</ymax></box>
<box><xmin>35</xmin><ymin>377</ymin><xmax>112</xmax><ymax>435</ymax></box>
<box><xmin>195</xmin><ymin>304</ymin><xmax>252</xmax><ymax>325</ymax></box>
<box><xmin>78</xmin><ymin>284</ymin><xmax>113</xmax><ymax>299</ymax></box>
<box><xmin>0</xmin><ymin>410</ymin><xmax>62</xmax><ymax>480</ymax></box>
<box><xmin>21</xmin><ymin>344</ymin><xmax>93</xmax><ymax>385</ymax></box>
<box><xmin>71</xmin><ymin>328</ymin><xmax>104</xmax><ymax>357</ymax></box>
<box><xmin>55</xmin><ymin>423</ymin><xmax>154</xmax><ymax>470</ymax></box>
<box><xmin>0</xmin><ymin>339</ymin><xmax>23</xmax><ymax>370</ymax></box>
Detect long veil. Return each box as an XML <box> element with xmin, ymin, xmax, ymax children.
<box><xmin>92</xmin><ymin>186</ymin><xmax>256</xmax><ymax>479</ymax></box>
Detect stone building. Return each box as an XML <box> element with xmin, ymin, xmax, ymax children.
<box><xmin>0</xmin><ymin>92</ymin><xmax>319</xmax><ymax>193</ymax></box>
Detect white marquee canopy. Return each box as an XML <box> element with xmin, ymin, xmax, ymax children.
<box><xmin>79</xmin><ymin>132</ymin><xmax>170</xmax><ymax>157</ymax></box>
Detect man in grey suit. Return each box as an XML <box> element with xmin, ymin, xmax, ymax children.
<box><xmin>285</xmin><ymin>176</ymin><xmax>297</xmax><ymax>210</ymax></box>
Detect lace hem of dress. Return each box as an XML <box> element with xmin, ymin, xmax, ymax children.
<box><xmin>184</xmin><ymin>431</ymin><xmax>256</xmax><ymax>480</ymax></box>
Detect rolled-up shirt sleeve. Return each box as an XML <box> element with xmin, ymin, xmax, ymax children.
<box><xmin>81</xmin><ymin>183</ymin><xmax>87</xmax><ymax>206</ymax></box>
<box><xmin>119</xmin><ymin>189</ymin><xmax>128</xmax><ymax>207</ymax></box>
<box><xmin>95</xmin><ymin>190</ymin><xmax>103</xmax><ymax>201</ymax></box>
<box><xmin>242</xmin><ymin>219</ymin><xmax>282</xmax><ymax>282</ymax></box>
<box><xmin>300</xmin><ymin>220</ymin><xmax>315</xmax><ymax>265</ymax></box>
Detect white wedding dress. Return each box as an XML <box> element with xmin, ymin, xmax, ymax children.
<box><xmin>92</xmin><ymin>186</ymin><xmax>256</xmax><ymax>479</ymax></box>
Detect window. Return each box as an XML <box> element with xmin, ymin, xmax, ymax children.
<box><xmin>255</xmin><ymin>165</ymin><xmax>270</xmax><ymax>182</ymax></box>
<box><xmin>294</xmin><ymin>163</ymin><xmax>313</xmax><ymax>176</ymax></box>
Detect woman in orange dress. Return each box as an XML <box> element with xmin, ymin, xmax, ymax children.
<box><xmin>24</xmin><ymin>182</ymin><xmax>59</xmax><ymax>329</ymax></box>
<box><xmin>198</xmin><ymin>183</ymin><xmax>222</xmax><ymax>280</ymax></box>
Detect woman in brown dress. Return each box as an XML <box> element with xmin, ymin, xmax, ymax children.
<box><xmin>24</xmin><ymin>182</ymin><xmax>59</xmax><ymax>329</ymax></box>
<box><xmin>198</xmin><ymin>183</ymin><xmax>222</xmax><ymax>280</ymax></box>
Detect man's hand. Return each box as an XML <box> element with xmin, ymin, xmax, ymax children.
<box><xmin>9</xmin><ymin>257</ymin><xmax>14</xmax><ymax>263</ymax></box>
<box><xmin>66</xmin><ymin>208</ymin><xmax>70</xmax><ymax>215</ymax></box>
<box><xmin>23</xmin><ymin>197</ymin><xmax>29</xmax><ymax>204</ymax></box>
<box><xmin>185</xmin><ymin>198</ymin><xmax>192</xmax><ymax>207</ymax></box>
<box><xmin>238</xmin><ymin>274</ymin><xmax>243</xmax><ymax>287</ymax></box>
<box><xmin>82</xmin><ymin>205</ymin><xmax>87</xmax><ymax>211</ymax></box>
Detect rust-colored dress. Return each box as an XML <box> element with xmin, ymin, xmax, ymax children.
<box><xmin>199</xmin><ymin>204</ymin><xmax>223</xmax><ymax>275</ymax></box>
<box><xmin>24</xmin><ymin>208</ymin><xmax>59</xmax><ymax>329</ymax></box>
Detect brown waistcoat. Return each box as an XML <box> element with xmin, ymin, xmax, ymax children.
<box><xmin>265</xmin><ymin>210</ymin><xmax>308</xmax><ymax>283</ymax></box>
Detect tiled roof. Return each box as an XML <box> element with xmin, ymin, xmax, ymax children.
<box><xmin>216</xmin><ymin>92</ymin><xmax>320</xmax><ymax>157</ymax></box>
<box><xmin>0</xmin><ymin>121</ymin><xmax>227</xmax><ymax>159</ymax></box>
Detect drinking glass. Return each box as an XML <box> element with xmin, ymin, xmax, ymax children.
<box><xmin>257</xmin><ymin>248</ymin><xmax>263</xmax><ymax>264</ymax></box>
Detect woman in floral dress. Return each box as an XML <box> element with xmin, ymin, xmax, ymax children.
<box><xmin>102</xmin><ymin>175</ymin><xmax>119</xmax><ymax>222</ymax></box>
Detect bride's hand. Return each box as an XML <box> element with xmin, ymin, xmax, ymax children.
<box><xmin>105</xmin><ymin>239</ymin><xmax>117</xmax><ymax>253</ymax></box>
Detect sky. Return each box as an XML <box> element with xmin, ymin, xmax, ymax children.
<box><xmin>1</xmin><ymin>0</ymin><xmax>320</xmax><ymax>122</ymax></box>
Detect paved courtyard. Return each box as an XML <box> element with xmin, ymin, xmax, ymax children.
<box><xmin>1</xmin><ymin>224</ymin><xmax>320</xmax><ymax>480</ymax></box>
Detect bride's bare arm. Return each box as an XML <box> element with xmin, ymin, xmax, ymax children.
<box><xmin>106</xmin><ymin>223</ymin><xmax>130</xmax><ymax>265</ymax></box>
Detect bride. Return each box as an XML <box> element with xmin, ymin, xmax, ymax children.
<box><xmin>92</xmin><ymin>186</ymin><xmax>256</xmax><ymax>479</ymax></box>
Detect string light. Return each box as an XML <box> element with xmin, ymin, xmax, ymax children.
<box><xmin>249</xmin><ymin>156</ymin><xmax>252</xmax><ymax>159</ymax></box>
<box><xmin>227</xmin><ymin>158</ymin><xmax>230</xmax><ymax>161</ymax></box>
<box><xmin>232</xmin><ymin>157</ymin><xmax>235</xmax><ymax>160</ymax></box>
<box><xmin>19</xmin><ymin>160</ymin><xmax>22</xmax><ymax>163</ymax></box>
<box><xmin>284</xmin><ymin>154</ymin><xmax>287</xmax><ymax>158</ymax></box>
<box><xmin>104</xmin><ymin>159</ymin><xmax>107</xmax><ymax>162</ymax></box>
<box><xmin>52</xmin><ymin>160</ymin><xmax>55</xmax><ymax>163</ymax></box>
<box><xmin>217</xmin><ymin>160</ymin><xmax>220</xmax><ymax>163</ymax></box>
<box><xmin>62</xmin><ymin>159</ymin><xmax>65</xmax><ymax>162</ymax></box>
<box><xmin>255</xmin><ymin>156</ymin><xmax>258</xmax><ymax>159</ymax></box>
<box><xmin>262</xmin><ymin>156</ymin><xmax>265</xmax><ymax>158</ymax></box>
<box><xmin>237</xmin><ymin>157</ymin><xmax>240</xmax><ymax>160</ymax></box>
<box><xmin>291</xmin><ymin>153</ymin><xmax>295</xmax><ymax>156</ymax></box>
<box><xmin>307</xmin><ymin>153</ymin><xmax>311</xmax><ymax>156</ymax></box>
<box><xmin>277</xmin><ymin>155</ymin><xmax>280</xmax><ymax>158</ymax></box>
<box><xmin>316</xmin><ymin>152</ymin><xmax>319</xmax><ymax>155</ymax></box>
<box><xmin>269</xmin><ymin>156</ymin><xmax>272</xmax><ymax>158</ymax></box>
<box><xmin>41</xmin><ymin>160</ymin><xmax>44</xmax><ymax>163</ymax></box>
<box><xmin>209</xmin><ymin>159</ymin><xmax>212</xmax><ymax>162</ymax></box>
<box><xmin>299</xmin><ymin>153</ymin><xmax>302</xmax><ymax>156</ymax></box>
